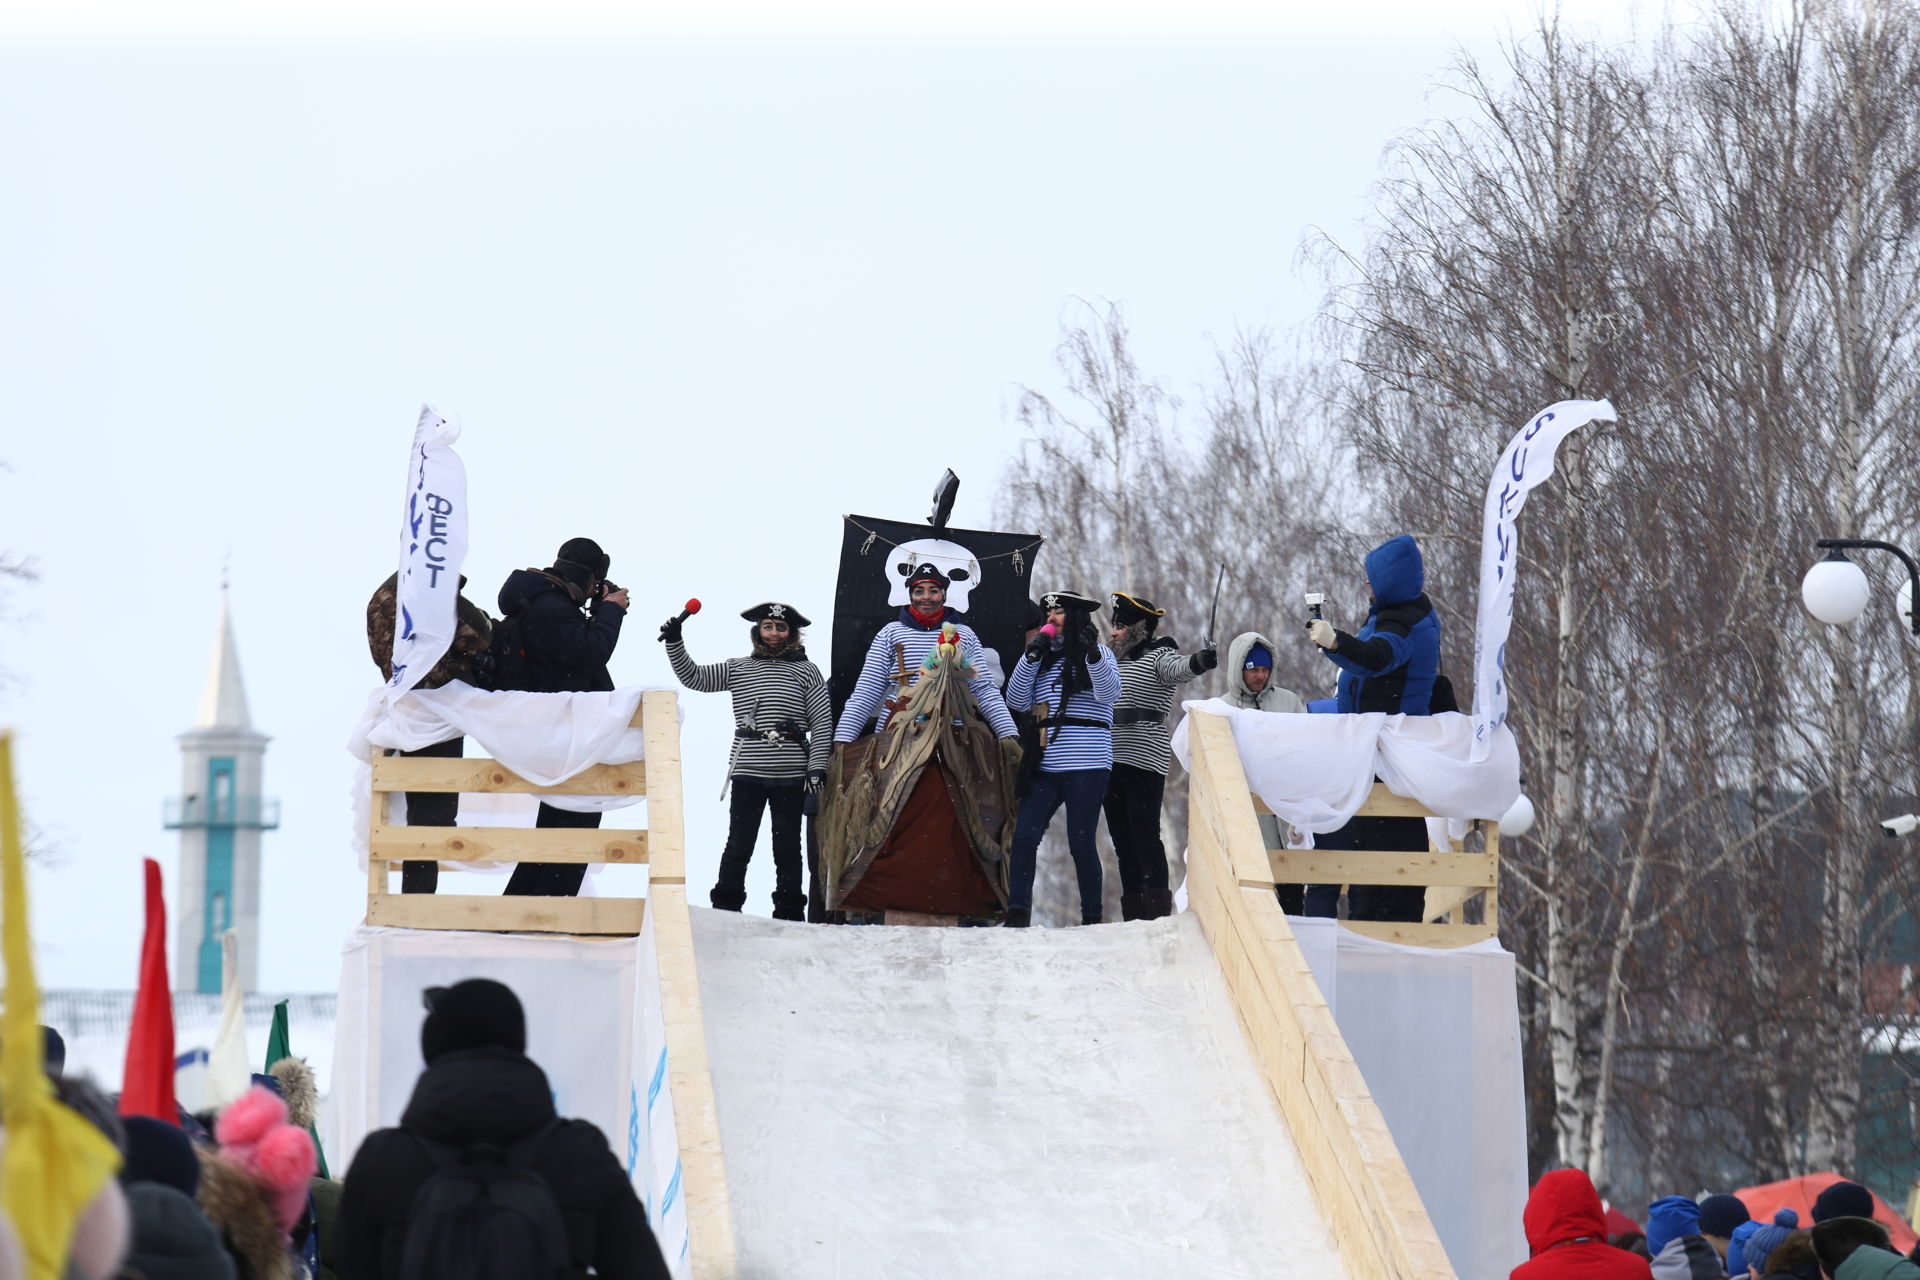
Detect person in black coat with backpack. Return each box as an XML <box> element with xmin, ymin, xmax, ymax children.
<box><xmin>334</xmin><ymin>979</ymin><xmax>671</xmax><ymax>1280</ymax></box>
<box><xmin>493</xmin><ymin>537</ymin><xmax>629</xmax><ymax>896</ymax></box>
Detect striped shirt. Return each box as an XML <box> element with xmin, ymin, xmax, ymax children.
<box><xmin>1113</xmin><ymin>639</ymin><xmax>1200</xmax><ymax>775</ymax></box>
<box><xmin>1005</xmin><ymin>644</ymin><xmax>1120</xmax><ymax>773</ymax></box>
<box><xmin>668</xmin><ymin>641</ymin><xmax>833</xmax><ymax>780</ymax></box>
<box><xmin>834</xmin><ymin>616</ymin><xmax>1018</xmax><ymax>742</ymax></box>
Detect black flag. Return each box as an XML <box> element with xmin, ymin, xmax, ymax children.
<box><xmin>830</xmin><ymin>514</ymin><xmax>1044</xmax><ymax>723</ymax></box>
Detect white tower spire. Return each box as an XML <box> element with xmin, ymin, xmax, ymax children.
<box><xmin>167</xmin><ymin>582</ymin><xmax>277</xmax><ymax>994</ymax></box>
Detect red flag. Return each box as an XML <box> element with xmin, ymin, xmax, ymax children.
<box><xmin>119</xmin><ymin>858</ymin><xmax>176</xmax><ymax>1122</ymax></box>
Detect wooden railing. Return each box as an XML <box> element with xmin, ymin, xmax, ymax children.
<box><xmin>1185</xmin><ymin>708</ymin><xmax>1456</xmax><ymax>1280</ymax></box>
<box><xmin>1260</xmin><ymin>783</ymin><xmax>1501</xmax><ymax>949</ymax></box>
<box><xmin>361</xmin><ymin>688</ymin><xmax>739</xmax><ymax>1278</ymax></box>
<box><xmin>365</xmin><ymin>691</ymin><xmax>685</xmax><ymax>935</ymax></box>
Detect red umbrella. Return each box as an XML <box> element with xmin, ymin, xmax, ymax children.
<box><xmin>1734</xmin><ymin>1173</ymin><xmax>1918</xmax><ymax>1253</ymax></box>
<box><xmin>1601</xmin><ymin>1202</ymin><xmax>1641</xmax><ymax>1236</ymax></box>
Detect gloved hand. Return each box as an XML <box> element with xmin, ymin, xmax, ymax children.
<box><xmin>1024</xmin><ymin>633</ymin><xmax>1050</xmax><ymax>661</ymax></box>
<box><xmin>1308</xmin><ymin>619</ymin><xmax>1337</xmax><ymax>650</ymax></box>
<box><xmin>658</xmin><ymin>615</ymin><xmax>683</xmax><ymax>644</ymax></box>
<box><xmin>805</xmin><ymin>770</ymin><xmax>826</xmax><ymax>795</ymax></box>
<box><xmin>1188</xmin><ymin>647</ymin><xmax>1219</xmax><ymax>675</ymax></box>
<box><xmin>1078</xmin><ymin>622</ymin><xmax>1100</xmax><ymax>649</ymax></box>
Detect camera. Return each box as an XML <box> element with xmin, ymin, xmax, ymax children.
<box><xmin>596</xmin><ymin>578</ymin><xmax>622</xmax><ymax>601</ymax></box>
<box><xmin>1305</xmin><ymin>591</ymin><xmax>1326</xmax><ymax>621</ymax></box>
<box><xmin>1882</xmin><ymin>814</ymin><xmax>1919</xmax><ymax>838</ymax></box>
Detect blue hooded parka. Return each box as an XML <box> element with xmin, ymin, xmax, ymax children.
<box><xmin>1321</xmin><ymin>534</ymin><xmax>1442</xmax><ymax>715</ymax></box>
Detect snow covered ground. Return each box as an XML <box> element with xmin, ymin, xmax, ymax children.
<box><xmin>693</xmin><ymin>909</ymin><xmax>1348</xmax><ymax>1279</ymax></box>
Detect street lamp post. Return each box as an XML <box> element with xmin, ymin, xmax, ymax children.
<box><xmin>1801</xmin><ymin>538</ymin><xmax>1920</xmax><ymax>632</ymax></box>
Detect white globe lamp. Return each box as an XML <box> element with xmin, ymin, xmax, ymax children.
<box><xmin>1499</xmin><ymin>793</ymin><xmax>1536</xmax><ymax>838</ymax></box>
<box><xmin>1802</xmin><ymin>552</ymin><xmax>1871</xmax><ymax>625</ymax></box>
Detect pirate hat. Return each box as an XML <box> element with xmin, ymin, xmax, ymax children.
<box><xmin>903</xmin><ymin>562</ymin><xmax>950</xmax><ymax>590</ymax></box>
<box><xmin>1040</xmin><ymin>589</ymin><xmax>1100</xmax><ymax>613</ymax></box>
<box><xmin>741</xmin><ymin>601</ymin><xmax>811</xmax><ymax>628</ymax></box>
<box><xmin>1110</xmin><ymin>592</ymin><xmax>1166</xmax><ymax>625</ymax></box>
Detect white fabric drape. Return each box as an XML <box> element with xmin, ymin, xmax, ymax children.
<box><xmin>347</xmin><ymin>683</ymin><xmax>677</xmax><ymax>869</ymax></box>
<box><xmin>1170</xmin><ymin>699</ymin><xmax>1521</xmax><ymax>840</ymax></box>
<box><xmin>1288</xmin><ymin>917</ymin><xmax>1529</xmax><ymax>1278</ymax></box>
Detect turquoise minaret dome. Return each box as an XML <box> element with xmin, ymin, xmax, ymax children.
<box><xmin>165</xmin><ymin>587</ymin><xmax>278</xmax><ymax>994</ymax></box>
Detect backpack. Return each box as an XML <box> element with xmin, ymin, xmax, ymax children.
<box><xmin>398</xmin><ymin>1119</ymin><xmax>570</xmax><ymax>1280</ymax></box>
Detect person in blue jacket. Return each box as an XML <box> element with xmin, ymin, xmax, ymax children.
<box><xmin>1302</xmin><ymin>533</ymin><xmax>1446</xmax><ymax>922</ymax></box>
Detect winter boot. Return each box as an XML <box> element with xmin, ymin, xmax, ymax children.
<box><xmin>1080</xmin><ymin>909</ymin><xmax>1104</xmax><ymax>926</ymax></box>
<box><xmin>1119</xmin><ymin>893</ymin><xmax>1144</xmax><ymax>922</ymax></box>
<box><xmin>771</xmin><ymin>891</ymin><xmax>807</xmax><ymax>922</ymax></box>
<box><xmin>1002</xmin><ymin>908</ymin><xmax>1032</xmax><ymax>928</ymax></box>
<box><xmin>709</xmin><ymin>886</ymin><xmax>748</xmax><ymax>913</ymax></box>
<box><xmin>1140</xmin><ymin>888</ymin><xmax>1175</xmax><ymax>920</ymax></box>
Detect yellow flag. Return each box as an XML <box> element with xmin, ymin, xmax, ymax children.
<box><xmin>1</xmin><ymin>733</ymin><xmax>120</xmax><ymax>1279</ymax></box>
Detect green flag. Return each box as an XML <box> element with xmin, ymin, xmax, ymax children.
<box><xmin>264</xmin><ymin>999</ymin><xmax>328</xmax><ymax>1178</ymax></box>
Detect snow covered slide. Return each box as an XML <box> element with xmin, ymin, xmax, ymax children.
<box><xmin>694</xmin><ymin>910</ymin><xmax>1350</xmax><ymax>1279</ymax></box>
<box><xmin>686</xmin><ymin>709</ymin><xmax>1477</xmax><ymax>1280</ymax></box>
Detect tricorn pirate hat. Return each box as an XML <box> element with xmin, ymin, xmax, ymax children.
<box><xmin>903</xmin><ymin>563</ymin><xmax>951</xmax><ymax>590</ymax></box>
<box><xmin>1110</xmin><ymin>592</ymin><xmax>1166</xmax><ymax>625</ymax></box>
<box><xmin>742</xmin><ymin>601</ymin><xmax>812</xmax><ymax>628</ymax></box>
<box><xmin>1040</xmin><ymin>589</ymin><xmax>1100</xmax><ymax>613</ymax></box>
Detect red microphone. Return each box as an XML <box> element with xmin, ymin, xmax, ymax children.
<box><xmin>670</xmin><ymin>598</ymin><xmax>702</xmax><ymax>627</ymax></box>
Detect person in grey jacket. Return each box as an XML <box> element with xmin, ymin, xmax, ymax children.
<box><xmin>1224</xmin><ymin>631</ymin><xmax>1313</xmax><ymax>912</ymax></box>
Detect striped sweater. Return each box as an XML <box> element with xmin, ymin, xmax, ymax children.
<box><xmin>833</xmin><ymin>614</ymin><xmax>1018</xmax><ymax>742</ymax></box>
<box><xmin>1005</xmin><ymin>644</ymin><xmax>1120</xmax><ymax>773</ymax></box>
<box><xmin>1113</xmin><ymin>638</ymin><xmax>1200</xmax><ymax>775</ymax></box>
<box><xmin>668</xmin><ymin>641</ymin><xmax>833</xmax><ymax>780</ymax></box>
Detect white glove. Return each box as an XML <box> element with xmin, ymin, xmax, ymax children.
<box><xmin>1308</xmin><ymin>619</ymin><xmax>1337</xmax><ymax>650</ymax></box>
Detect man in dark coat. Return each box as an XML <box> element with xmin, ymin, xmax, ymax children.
<box><xmin>1511</xmin><ymin>1169</ymin><xmax>1653</xmax><ymax>1279</ymax></box>
<box><xmin>1304</xmin><ymin>533</ymin><xmax>1447</xmax><ymax>923</ymax></box>
<box><xmin>335</xmin><ymin>979</ymin><xmax>670</xmax><ymax>1280</ymax></box>
<box><xmin>494</xmin><ymin>537</ymin><xmax>629</xmax><ymax>895</ymax></box>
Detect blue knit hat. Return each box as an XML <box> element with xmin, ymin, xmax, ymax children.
<box><xmin>1245</xmin><ymin>643</ymin><xmax>1272</xmax><ymax>669</ymax></box>
<box><xmin>1646</xmin><ymin>1196</ymin><xmax>1701</xmax><ymax>1255</ymax></box>
<box><xmin>1739</xmin><ymin>1210</ymin><xmax>1800</xmax><ymax>1276</ymax></box>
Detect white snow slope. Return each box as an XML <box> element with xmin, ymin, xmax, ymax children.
<box><xmin>692</xmin><ymin>908</ymin><xmax>1350</xmax><ymax>1279</ymax></box>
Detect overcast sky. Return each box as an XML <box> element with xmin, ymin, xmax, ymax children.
<box><xmin>1</xmin><ymin>0</ymin><xmax>1646</xmax><ymax>992</ymax></box>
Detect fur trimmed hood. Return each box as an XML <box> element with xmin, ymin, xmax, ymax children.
<box><xmin>267</xmin><ymin>1058</ymin><xmax>318</xmax><ymax>1134</ymax></box>
<box><xmin>197</xmin><ymin>1150</ymin><xmax>297</xmax><ymax>1280</ymax></box>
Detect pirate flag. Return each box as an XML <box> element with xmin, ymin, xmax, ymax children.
<box><xmin>830</xmin><ymin>513</ymin><xmax>1043</xmax><ymax>723</ymax></box>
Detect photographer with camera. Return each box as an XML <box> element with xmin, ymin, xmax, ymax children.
<box><xmin>493</xmin><ymin>536</ymin><xmax>629</xmax><ymax>896</ymax></box>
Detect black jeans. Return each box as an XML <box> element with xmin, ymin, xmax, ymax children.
<box><xmin>714</xmin><ymin>777</ymin><xmax>805</xmax><ymax>902</ymax></box>
<box><xmin>398</xmin><ymin>737</ymin><xmax>464</xmax><ymax>894</ymax></box>
<box><xmin>1305</xmin><ymin>815</ymin><xmax>1428</xmax><ymax>922</ymax></box>
<box><xmin>1008</xmin><ymin>768</ymin><xmax>1110</xmax><ymax>919</ymax></box>
<box><xmin>1102</xmin><ymin>763</ymin><xmax>1170</xmax><ymax>895</ymax></box>
<box><xmin>503</xmin><ymin>804</ymin><xmax>601</xmax><ymax>897</ymax></box>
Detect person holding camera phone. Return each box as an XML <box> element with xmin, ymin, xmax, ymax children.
<box><xmin>492</xmin><ymin>536</ymin><xmax>629</xmax><ymax>897</ymax></box>
<box><xmin>1003</xmin><ymin>590</ymin><xmax>1119</xmax><ymax>927</ymax></box>
<box><xmin>1304</xmin><ymin>533</ymin><xmax>1445</xmax><ymax>923</ymax></box>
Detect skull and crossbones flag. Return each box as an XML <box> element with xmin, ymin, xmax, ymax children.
<box><xmin>830</xmin><ymin>514</ymin><xmax>1044</xmax><ymax>721</ymax></box>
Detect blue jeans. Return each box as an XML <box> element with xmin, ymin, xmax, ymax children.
<box><xmin>1008</xmin><ymin>768</ymin><xmax>1110</xmax><ymax>919</ymax></box>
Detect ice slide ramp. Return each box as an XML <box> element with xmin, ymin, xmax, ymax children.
<box><xmin>691</xmin><ymin>711</ymin><xmax>1472</xmax><ymax>1280</ymax></box>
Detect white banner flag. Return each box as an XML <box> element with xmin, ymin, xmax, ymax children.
<box><xmin>1471</xmin><ymin>398</ymin><xmax>1617</xmax><ymax>759</ymax></box>
<box><xmin>386</xmin><ymin>404</ymin><xmax>469</xmax><ymax>702</ymax></box>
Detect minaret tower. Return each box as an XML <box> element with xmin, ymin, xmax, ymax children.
<box><xmin>164</xmin><ymin>586</ymin><xmax>278</xmax><ymax>994</ymax></box>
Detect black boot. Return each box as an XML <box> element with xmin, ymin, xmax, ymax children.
<box><xmin>1140</xmin><ymin>888</ymin><xmax>1175</xmax><ymax>920</ymax></box>
<box><xmin>709</xmin><ymin>886</ymin><xmax>748</xmax><ymax>912</ymax></box>
<box><xmin>1003</xmin><ymin>908</ymin><xmax>1032</xmax><ymax>928</ymax></box>
<box><xmin>1081</xmin><ymin>909</ymin><xmax>1103</xmax><ymax>926</ymax></box>
<box><xmin>771</xmin><ymin>891</ymin><xmax>806</xmax><ymax>922</ymax></box>
<box><xmin>1119</xmin><ymin>893</ymin><xmax>1143</xmax><ymax>922</ymax></box>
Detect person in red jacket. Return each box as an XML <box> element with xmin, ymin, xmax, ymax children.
<box><xmin>1514</xmin><ymin>1169</ymin><xmax>1656</xmax><ymax>1279</ymax></box>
